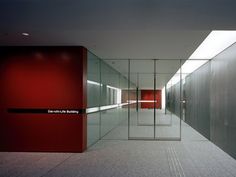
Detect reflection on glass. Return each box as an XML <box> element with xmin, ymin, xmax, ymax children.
<box><xmin>87</xmin><ymin>52</ymin><xmax>101</xmax><ymax>147</ymax></box>
<box><xmin>87</xmin><ymin>112</ymin><xmax>100</xmax><ymax>147</ymax></box>
<box><xmin>87</xmin><ymin>56</ymin><xmax>129</xmax><ymax>146</ymax></box>
<box><xmin>129</xmin><ymin>60</ymin><xmax>155</xmax><ymax>139</ymax></box>
<box><xmin>87</xmin><ymin>56</ymin><xmax>183</xmax><ymax>144</ymax></box>
<box><xmin>101</xmin><ymin>60</ymin><xmax>128</xmax><ymax>140</ymax></box>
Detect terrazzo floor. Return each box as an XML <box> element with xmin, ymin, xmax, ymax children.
<box><xmin>1</xmin><ymin>110</ymin><xmax>236</xmax><ymax>177</ymax></box>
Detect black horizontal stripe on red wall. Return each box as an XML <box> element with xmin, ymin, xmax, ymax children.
<box><xmin>7</xmin><ymin>108</ymin><xmax>86</xmax><ymax>114</ymax></box>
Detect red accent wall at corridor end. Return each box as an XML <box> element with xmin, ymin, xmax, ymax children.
<box><xmin>0</xmin><ymin>46</ymin><xmax>87</xmax><ymax>152</ymax></box>
<box><xmin>141</xmin><ymin>90</ymin><xmax>162</xmax><ymax>109</ymax></box>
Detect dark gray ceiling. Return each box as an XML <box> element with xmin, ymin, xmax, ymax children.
<box><xmin>0</xmin><ymin>0</ymin><xmax>236</xmax><ymax>59</ymax></box>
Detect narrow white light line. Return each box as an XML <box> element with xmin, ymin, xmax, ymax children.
<box><xmin>128</xmin><ymin>100</ymin><xmax>157</xmax><ymax>103</ymax></box>
<box><xmin>120</xmin><ymin>103</ymin><xmax>129</xmax><ymax>106</ymax></box>
<box><xmin>100</xmin><ymin>104</ymin><xmax>119</xmax><ymax>111</ymax></box>
<box><xmin>87</xmin><ymin>80</ymin><xmax>103</xmax><ymax>86</ymax></box>
<box><xmin>138</xmin><ymin>100</ymin><xmax>157</xmax><ymax>103</ymax></box>
<box><xmin>107</xmin><ymin>85</ymin><xmax>119</xmax><ymax>90</ymax></box>
<box><xmin>87</xmin><ymin>102</ymin><xmax>136</xmax><ymax>114</ymax></box>
<box><xmin>86</xmin><ymin>107</ymin><xmax>100</xmax><ymax>114</ymax></box>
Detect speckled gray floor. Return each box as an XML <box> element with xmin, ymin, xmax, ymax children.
<box><xmin>1</xmin><ymin>110</ymin><xmax>236</xmax><ymax>177</ymax></box>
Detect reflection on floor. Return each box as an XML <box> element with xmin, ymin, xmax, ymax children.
<box><xmin>130</xmin><ymin>109</ymin><xmax>181</xmax><ymax>139</ymax></box>
<box><xmin>102</xmin><ymin>109</ymin><xmax>206</xmax><ymax>141</ymax></box>
<box><xmin>0</xmin><ymin>109</ymin><xmax>236</xmax><ymax>177</ymax></box>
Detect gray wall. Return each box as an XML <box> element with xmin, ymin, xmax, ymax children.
<box><xmin>167</xmin><ymin>82</ymin><xmax>181</xmax><ymax>117</ymax></box>
<box><xmin>167</xmin><ymin>43</ymin><xmax>236</xmax><ymax>159</ymax></box>
<box><xmin>185</xmin><ymin>62</ymin><xmax>211</xmax><ymax>139</ymax></box>
<box><xmin>210</xmin><ymin>43</ymin><xmax>236</xmax><ymax>158</ymax></box>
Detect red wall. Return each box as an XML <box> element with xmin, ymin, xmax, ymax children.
<box><xmin>141</xmin><ymin>90</ymin><xmax>162</xmax><ymax>109</ymax></box>
<box><xmin>0</xmin><ymin>46</ymin><xmax>87</xmax><ymax>152</ymax></box>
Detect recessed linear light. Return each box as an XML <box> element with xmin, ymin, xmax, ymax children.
<box><xmin>167</xmin><ymin>30</ymin><xmax>236</xmax><ymax>88</ymax></box>
<box><xmin>183</xmin><ymin>30</ymin><xmax>236</xmax><ymax>74</ymax></box>
<box><xmin>189</xmin><ymin>30</ymin><xmax>236</xmax><ymax>59</ymax></box>
<box><xmin>22</xmin><ymin>32</ymin><xmax>30</xmax><ymax>36</ymax></box>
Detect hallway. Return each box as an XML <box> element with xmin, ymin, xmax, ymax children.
<box><xmin>1</xmin><ymin>1</ymin><xmax>236</xmax><ymax>176</ymax></box>
<box><xmin>1</xmin><ymin>112</ymin><xmax>236</xmax><ymax>177</ymax></box>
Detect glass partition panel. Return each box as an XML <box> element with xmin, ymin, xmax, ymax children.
<box><xmin>100</xmin><ymin>108</ymin><xmax>120</xmax><ymax>137</ymax></box>
<box><xmin>129</xmin><ymin>60</ymin><xmax>154</xmax><ymax>139</ymax></box>
<box><xmin>87</xmin><ymin>56</ymin><xmax>184</xmax><ymax>145</ymax></box>
<box><xmin>87</xmin><ymin>52</ymin><xmax>101</xmax><ymax>108</ymax></box>
<box><xmin>155</xmin><ymin>60</ymin><xmax>181</xmax><ymax>140</ymax></box>
<box><xmin>87</xmin><ymin>112</ymin><xmax>100</xmax><ymax>147</ymax></box>
<box><xmin>87</xmin><ymin>52</ymin><xmax>101</xmax><ymax>147</ymax></box>
<box><xmin>100</xmin><ymin>60</ymin><xmax>129</xmax><ymax>140</ymax></box>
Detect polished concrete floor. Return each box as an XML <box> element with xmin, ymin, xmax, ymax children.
<box><xmin>1</xmin><ymin>110</ymin><xmax>236</xmax><ymax>177</ymax></box>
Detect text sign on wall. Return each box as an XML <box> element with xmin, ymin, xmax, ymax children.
<box><xmin>48</xmin><ymin>109</ymin><xmax>80</xmax><ymax>114</ymax></box>
<box><xmin>8</xmin><ymin>109</ymin><xmax>85</xmax><ymax>114</ymax></box>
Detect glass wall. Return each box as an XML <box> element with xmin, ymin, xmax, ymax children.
<box><xmin>87</xmin><ymin>52</ymin><xmax>101</xmax><ymax>147</ymax></box>
<box><xmin>87</xmin><ymin>56</ymin><xmax>184</xmax><ymax>145</ymax></box>
<box><xmin>87</xmin><ymin>53</ymin><xmax>129</xmax><ymax>147</ymax></box>
<box><xmin>100</xmin><ymin>60</ymin><xmax>129</xmax><ymax>139</ymax></box>
<box><xmin>129</xmin><ymin>60</ymin><xmax>154</xmax><ymax>139</ymax></box>
<box><xmin>128</xmin><ymin>59</ymin><xmax>182</xmax><ymax>140</ymax></box>
<box><xmin>156</xmin><ymin>60</ymin><xmax>181</xmax><ymax>140</ymax></box>
<box><xmin>87</xmin><ymin>46</ymin><xmax>236</xmax><ymax>159</ymax></box>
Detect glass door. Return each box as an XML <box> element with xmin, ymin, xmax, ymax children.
<box><xmin>155</xmin><ymin>59</ymin><xmax>182</xmax><ymax>140</ymax></box>
<box><xmin>129</xmin><ymin>60</ymin><xmax>155</xmax><ymax>139</ymax></box>
<box><xmin>128</xmin><ymin>59</ymin><xmax>182</xmax><ymax>140</ymax></box>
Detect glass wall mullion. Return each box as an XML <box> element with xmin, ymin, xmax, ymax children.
<box><xmin>154</xmin><ymin>60</ymin><xmax>156</xmax><ymax>139</ymax></box>
<box><xmin>128</xmin><ymin>59</ymin><xmax>130</xmax><ymax>139</ymax></box>
<box><xmin>180</xmin><ymin>59</ymin><xmax>183</xmax><ymax>141</ymax></box>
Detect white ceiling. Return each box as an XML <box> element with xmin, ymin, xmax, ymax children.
<box><xmin>0</xmin><ymin>0</ymin><xmax>235</xmax><ymax>88</ymax></box>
